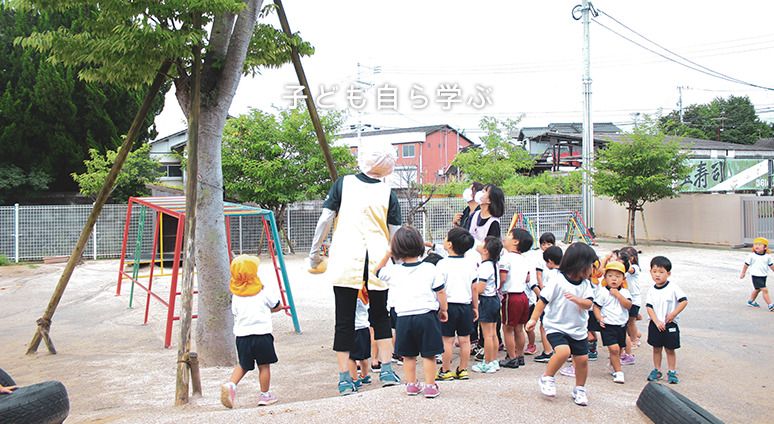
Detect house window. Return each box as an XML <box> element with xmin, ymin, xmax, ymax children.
<box><xmin>402</xmin><ymin>144</ymin><xmax>415</xmax><ymax>158</ymax></box>
<box><xmin>159</xmin><ymin>164</ymin><xmax>183</xmax><ymax>178</ymax></box>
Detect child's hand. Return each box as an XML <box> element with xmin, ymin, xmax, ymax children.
<box><xmin>654</xmin><ymin>319</ymin><xmax>666</xmax><ymax>331</ymax></box>
<box><xmin>439</xmin><ymin>309</ymin><xmax>448</xmax><ymax>322</ymax></box>
<box><xmin>525</xmin><ymin>319</ymin><xmax>536</xmax><ymax>332</ymax></box>
<box><xmin>598</xmin><ymin>316</ymin><xmax>606</xmax><ymax>328</ymax></box>
<box><xmin>424</xmin><ymin>241</ymin><xmax>434</xmax><ymax>248</ymax></box>
<box><xmin>739</xmin><ymin>272</ymin><xmax>745</xmax><ymax>279</ymax></box>
<box><xmin>665</xmin><ymin>311</ymin><xmax>676</xmax><ymax>324</ymax></box>
<box><xmin>472</xmin><ymin>308</ymin><xmax>479</xmax><ymax>321</ymax></box>
<box><xmin>609</xmin><ymin>288</ymin><xmax>619</xmax><ymax>297</ymax></box>
<box><xmin>0</xmin><ymin>385</ymin><xmax>17</xmax><ymax>395</ymax></box>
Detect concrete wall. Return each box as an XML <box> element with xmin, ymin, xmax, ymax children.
<box><xmin>593</xmin><ymin>194</ymin><xmax>745</xmax><ymax>246</ymax></box>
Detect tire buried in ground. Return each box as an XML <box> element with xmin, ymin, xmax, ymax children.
<box><xmin>636</xmin><ymin>381</ymin><xmax>724</xmax><ymax>424</ymax></box>
<box><xmin>0</xmin><ymin>368</ymin><xmax>15</xmax><ymax>387</ymax></box>
<box><xmin>0</xmin><ymin>381</ymin><xmax>70</xmax><ymax>424</ymax></box>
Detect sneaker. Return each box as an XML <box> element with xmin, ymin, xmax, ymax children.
<box><xmin>474</xmin><ymin>348</ymin><xmax>485</xmax><ymax>361</ymax></box>
<box><xmin>612</xmin><ymin>372</ymin><xmax>625</xmax><ymax>384</ymax></box>
<box><xmin>437</xmin><ymin>368</ymin><xmax>456</xmax><ymax>381</ymax></box>
<box><xmin>392</xmin><ymin>354</ymin><xmax>404</xmax><ymax>365</ymax></box>
<box><xmin>747</xmin><ymin>300</ymin><xmax>760</xmax><ymax>308</ymax></box>
<box><xmin>647</xmin><ymin>368</ymin><xmax>663</xmax><ymax>381</ymax></box>
<box><xmin>524</xmin><ymin>344</ymin><xmax>538</xmax><ymax>355</ymax></box>
<box><xmin>371</xmin><ymin>362</ymin><xmax>382</xmax><ymax>373</ymax></box>
<box><xmin>588</xmin><ymin>350</ymin><xmax>598</xmax><ymax>361</ymax></box>
<box><xmin>572</xmin><ymin>386</ymin><xmax>589</xmax><ymax>406</ymax></box>
<box><xmin>435</xmin><ymin>354</ymin><xmax>443</xmax><ymax>364</ymax></box>
<box><xmin>359</xmin><ymin>375</ymin><xmax>372</xmax><ymax>385</ymax></box>
<box><xmin>559</xmin><ymin>365</ymin><xmax>575</xmax><ymax>377</ymax></box>
<box><xmin>499</xmin><ymin>356</ymin><xmax>519</xmax><ymax>368</ymax></box>
<box><xmin>338</xmin><ymin>379</ymin><xmax>357</xmax><ymax>396</ymax></box>
<box><xmin>471</xmin><ymin>361</ymin><xmax>491</xmax><ymax>373</ymax></box>
<box><xmin>498</xmin><ymin>343</ymin><xmax>506</xmax><ymax>352</ymax></box>
<box><xmin>405</xmin><ymin>382</ymin><xmax>423</xmax><ymax>396</ymax></box>
<box><xmin>257</xmin><ymin>392</ymin><xmax>278</xmax><ymax>406</ymax></box>
<box><xmin>220</xmin><ymin>382</ymin><xmax>236</xmax><ymax>409</ymax></box>
<box><xmin>353</xmin><ymin>378</ymin><xmax>363</xmax><ymax>389</ymax></box>
<box><xmin>534</xmin><ymin>351</ymin><xmax>553</xmax><ymax>363</ymax></box>
<box><xmin>517</xmin><ymin>356</ymin><xmax>525</xmax><ymax>366</ymax></box>
<box><xmin>539</xmin><ymin>375</ymin><xmax>556</xmax><ymax>397</ymax></box>
<box><xmin>380</xmin><ymin>370</ymin><xmax>401</xmax><ymax>386</ymax></box>
<box><xmin>423</xmin><ymin>383</ymin><xmax>441</xmax><ymax>398</ymax></box>
<box><xmin>667</xmin><ymin>370</ymin><xmax>679</xmax><ymax>384</ymax></box>
<box><xmin>621</xmin><ymin>353</ymin><xmax>636</xmax><ymax>366</ymax></box>
<box><xmin>488</xmin><ymin>360</ymin><xmax>500</xmax><ymax>372</ymax></box>
<box><xmin>769</xmin><ymin>304</ymin><xmax>774</xmax><ymax>312</ymax></box>
<box><xmin>455</xmin><ymin>368</ymin><xmax>469</xmax><ymax>380</ymax></box>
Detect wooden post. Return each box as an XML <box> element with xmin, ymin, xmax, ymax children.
<box><xmin>175</xmin><ymin>15</ymin><xmax>202</xmax><ymax>406</ymax></box>
<box><xmin>27</xmin><ymin>61</ymin><xmax>172</xmax><ymax>355</ymax></box>
<box><xmin>189</xmin><ymin>352</ymin><xmax>202</xmax><ymax>397</ymax></box>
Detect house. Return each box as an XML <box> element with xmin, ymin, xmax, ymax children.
<box><xmin>517</xmin><ymin>122</ymin><xmax>622</xmax><ymax>155</ymax></box>
<box><xmin>337</xmin><ymin>124</ymin><xmax>475</xmax><ymax>187</ymax></box>
<box><xmin>148</xmin><ymin>129</ymin><xmax>187</xmax><ymax>188</ymax></box>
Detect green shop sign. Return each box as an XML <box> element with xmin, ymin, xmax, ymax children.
<box><xmin>680</xmin><ymin>159</ymin><xmax>772</xmax><ymax>192</ymax></box>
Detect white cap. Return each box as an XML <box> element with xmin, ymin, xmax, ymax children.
<box><xmin>358</xmin><ymin>138</ymin><xmax>397</xmax><ymax>178</ymax></box>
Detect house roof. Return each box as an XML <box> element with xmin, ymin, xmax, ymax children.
<box><xmin>753</xmin><ymin>138</ymin><xmax>774</xmax><ymax>149</ymax></box>
<box><xmin>546</xmin><ymin>122</ymin><xmax>622</xmax><ymax>134</ymax></box>
<box><xmin>338</xmin><ymin>124</ymin><xmax>466</xmax><ymax>140</ymax></box>
<box><xmin>535</xmin><ymin>132</ymin><xmax>774</xmax><ymax>152</ymax></box>
<box><xmin>149</xmin><ymin>128</ymin><xmax>188</xmax><ymax>144</ymax></box>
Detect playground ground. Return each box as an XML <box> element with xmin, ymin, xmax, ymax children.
<box><xmin>0</xmin><ymin>241</ymin><xmax>771</xmax><ymax>423</ymax></box>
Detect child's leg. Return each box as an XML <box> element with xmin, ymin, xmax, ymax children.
<box><xmin>348</xmin><ymin>359</ymin><xmax>358</xmax><ymax>380</ymax></box>
<box><xmin>652</xmin><ymin>346</ymin><xmax>663</xmax><ymax>370</ymax></box>
<box><xmin>458</xmin><ymin>336</ymin><xmax>471</xmax><ymax>370</ymax></box>
<box><xmin>370</xmin><ymin>328</ymin><xmax>379</xmax><ymax>367</ymax></box>
<box><xmin>403</xmin><ymin>356</ymin><xmax>418</xmax><ymax>382</ymax></box>
<box><xmin>229</xmin><ymin>366</ymin><xmax>247</xmax><ymax>385</ymax></box>
<box><xmin>441</xmin><ymin>336</ymin><xmax>455</xmax><ymax>371</ymax></box>
<box><xmin>258</xmin><ymin>364</ymin><xmax>271</xmax><ymax>393</ymax></box>
<box><xmin>481</xmin><ymin>323</ymin><xmax>497</xmax><ymax>362</ymax></box>
<box><xmin>359</xmin><ymin>359</ymin><xmax>371</xmax><ymax>378</ymax></box>
<box><xmin>761</xmin><ymin>287</ymin><xmax>772</xmax><ymax>305</ymax></box>
<box><xmin>750</xmin><ymin>288</ymin><xmax>761</xmax><ymax>302</ymax></box>
<box><xmin>422</xmin><ymin>356</ymin><xmax>437</xmax><ymax>385</ymax></box>
<box><xmin>572</xmin><ymin>354</ymin><xmax>589</xmax><ymax>387</ymax></box>
<box><xmin>608</xmin><ymin>344</ymin><xmax>622</xmax><ymax>372</ymax></box>
<box><xmin>545</xmin><ymin>345</ymin><xmax>570</xmax><ymax>376</ymax></box>
<box><xmin>503</xmin><ymin>324</ymin><xmax>516</xmax><ymax>358</ymax></box>
<box><xmin>624</xmin><ymin>335</ymin><xmax>632</xmax><ymax>355</ymax></box>
<box><xmin>626</xmin><ymin>317</ymin><xmax>638</xmax><ymax>345</ymax></box>
<box><xmin>514</xmin><ymin>324</ymin><xmax>526</xmax><ymax>357</ymax></box>
<box><xmin>665</xmin><ymin>348</ymin><xmax>677</xmax><ymax>371</ymax></box>
<box><xmin>540</xmin><ymin>324</ymin><xmax>553</xmax><ymax>353</ymax></box>
<box><xmin>527</xmin><ymin>327</ymin><xmax>536</xmax><ymax>346</ymax></box>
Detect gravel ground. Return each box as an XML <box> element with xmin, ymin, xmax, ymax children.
<box><xmin>1</xmin><ymin>240</ymin><xmax>771</xmax><ymax>423</ymax></box>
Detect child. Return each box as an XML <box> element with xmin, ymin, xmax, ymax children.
<box><xmin>471</xmin><ymin>236</ymin><xmax>504</xmax><ymax>373</ymax></box>
<box><xmin>593</xmin><ymin>261</ymin><xmax>633</xmax><ymax>384</ymax></box>
<box><xmin>646</xmin><ymin>256</ymin><xmax>688</xmax><ymax>384</ymax></box>
<box><xmin>621</xmin><ymin>246</ymin><xmax>642</xmax><ymax>365</ymax></box>
<box><xmin>560</xmin><ymin>258</ymin><xmax>603</xmax><ymax>378</ymax></box>
<box><xmin>524</xmin><ymin>232</ymin><xmax>556</xmax><ymax>355</ymax></box>
<box><xmin>498</xmin><ymin>228</ymin><xmax>533</xmax><ymax>369</ymax></box>
<box><xmin>740</xmin><ymin>237</ymin><xmax>774</xmax><ymax>311</ymax></box>
<box><xmin>526</xmin><ymin>242</ymin><xmax>597</xmax><ymax>406</ymax></box>
<box><xmin>534</xmin><ymin>245</ymin><xmax>562</xmax><ymax>363</ymax></box>
<box><xmin>221</xmin><ymin>255</ymin><xmax>283</xmax><ymax>409</ymax></box>
<box><xmin>435</xmin><ymin>227</ymin><xmax>477</xmax><ymax>381</ymax></box>
<box><xmin>349</xmin><ymin>287</ymin><xmax>373</xmax><ymax>387</ymax></box>
<box><xmin>376</xmin><ymin>226</ymin><xmax>448</xmax><ymax>398</ymax></box>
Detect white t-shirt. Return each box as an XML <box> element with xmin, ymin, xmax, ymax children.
<box><xmin>231</xmin><ymin>288</ymin><xmax>281</xmax><ymax>337</ymax></box>
<box><xmin>355</xmin><ymin>298</ymin><xmax>370</xmax><ymax>330</ymax></box>
<box><xmin>594</xmin><ymin>287</ymin><xmax>632</xmax><ymax>326</ymax></box>
<box><xmin>379</xmin><ymin>261</ymin><xmax>444</xmax><ymax>317</ymax></box>
<box><xmin>476</xmin><ymin>259</ymin><xmax>499</xmax><ymax>297</ymax></box>
<box><xmin>745</xmin><ymin>252</ymin><xmax>773</xmax><ymax>277</ymax></box>
<box><xmin>646</xmin><ymin>281</ymin><xmax>687</xmax><ymax>323</ymax></box>
<box><xmin>499</xmin><ymin>251</ymin><xmax>530</xmax><ymax>293</ymax></box>
<box><xmin>627</xmin><ymin>264</ymin><xmax>642</xmax><ymax>306</ymax></box>
<box><xmin>524</xmin><ymin>249</ymin><xmax>542</xmax><ymax>287</ymax></box>
<box><xmin>540</xmin><ymin>272</ymin><xmax>595</xmax><ymax>340</ymax></box>
<box><xmin>435</xmin><ymin>256</ymin><xmax>477</xmax><ymax>304</ymax></box>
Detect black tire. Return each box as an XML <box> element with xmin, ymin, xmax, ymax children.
<box><xmin>0</xmin><ymin>368</ymin><xmax>15</xmax><ymax>387</ymax></box>
<box><xmin>637</xmin><ymin>382</ymin><xmax>724</xmax><ymax>424</ymax></box>
<box><xmin>0</xmin><ymin>381</ymin><xmax>70</xmax><ymax>424</ymax></box>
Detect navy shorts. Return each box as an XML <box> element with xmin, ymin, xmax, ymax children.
<box><xmin>441</xmin><ymin>303</ymin><xmax>473</xmax><ymax>337</ymax></box>
<box><xmin>587</xmin><ymin>311</ymin><xmax>603</xmax><ymax>332</ymax></box>
<box><xmin>547</xmin><ymin>332</ymin><xmax>589</xmax><ymax>356</ymax></box>
<box><xmin>390</xmin><ymin>307</ymin><xmax>397</xmax><ymax>329</ymax></box>
<box><xmin>236</xmin><ymin>334</ymin><xmax>278</xmax><ymax>371</ymax></box>
<box><xmin>629</xmin><ymin>304</ymin><xmax>641</xmax><ymax>318</ymax></box>
<box><xmin>600</xmin><ymin>324</ymin><xmax>627</xmax><ymax>347</ymax></box>
<box><xmin>478</xmin><ymin>295</ymin><xmax>500</xmax><ymax>323</ymax></box>
<box><xmin>350</xmin><ymin>327</ymin><xmax>371</xmax><ymax>360</ymax></box>
<box><xmin>647</xmin><ymin>321</ymin><xmax>681</xmax><ymax>349</ymax></box>
<box><xmin>395</xmin><ymin>311</ymin><xmax>444</xmax><ymax>358</ymax></box>
<box><xmin>752</xmin><ymin>276</ymin><xmax>767</xmax><ymax>289</ymax></box>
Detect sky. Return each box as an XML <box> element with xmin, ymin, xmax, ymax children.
<box><xmin>154</xmin><ymin>0</ymin><xmax>774</xmax><ymax>142</ymax></box>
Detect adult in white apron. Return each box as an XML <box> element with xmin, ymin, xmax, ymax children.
<box><xmin>308</xmin><ymin>140</ymin><xmax>402</xmax><ymax>394</ymax></box>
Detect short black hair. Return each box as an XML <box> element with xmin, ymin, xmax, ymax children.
<box><xmin>539</xmin><ymin>232</ymin><xmax>556</xmax><ymax>245</ymax></box>
<box><xmin>510</xmin><ymin>228</ymin><xmax>533</xmax><ymax>253</ymax></box>
<box><xmin>615</xmin><ymin>249</ymin><xmax>631</xmax><ymax>274</ymax></box>
<box><xmin>484</xmin><ymin>184</ymin><xmax>505</xmax><ymax>218</ymax></box>
<box><xmin>559</xmin><ymin>242</ymin><xmax>598</xmax><ymax>279</ymax></box>
<box><xmin>650</xmin><ymin>255</ymin><xmax>672</xmax><ymax>272</ymax></box>
<box><xmin>447</xmin><ymin>227</ymin><xmax>474</xmax><ymax>255</ymax></box>
<box><xmin>471</xmin><ymin>182</ymin><xmax>484</xmax><ymax>193</ymax></box>
<box><xmin>391</xmin><ymin>226</ymin><xmax>424</xmax><ymax>259</ymax></box>
<box><xmin>483</xmin><ymin>236</ymin><xmax>503</xmax><ymax>262</ymax></box>
<box><xmin>543</xmin><ymin>245</ymin><xmax>563</xmax><ymax>265</ymax></box>
<box><xmin>622</xmin><ymin>246</ymin><xmax>639</xmax><ymax>265</ymax></box>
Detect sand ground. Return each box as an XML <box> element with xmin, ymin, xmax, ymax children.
<box><xmin>0</xmin><ymin>241</ymin><xmax>771</xmax><ymax>423</ymax></box>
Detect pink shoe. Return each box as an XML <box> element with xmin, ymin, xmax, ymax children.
<box><xmin>220</xmin><ymin>382</ymin><xmax>236</xmax><ymax>409</ymax></box>
<box><xmin>524</xmin><ymin>344</ymin><xmax>538</xmax><ymax>355</ymax></box>
<box><xmin>406</xmin><ymin>382</ymin><xmax>423</xmax><ymax>396</ymax></box>
<box><xmin>621</xmin><ymin>353</ymin><xmax>636</xmax><ymax>366</ymax></box>
<box><xmin>257</xmin><ymin>392</ymin><xmax>278</xmax><ymax>406</ymax></box>
<box><xmin>423</xmin><ymin>384</ymin><xmax>441</xmax><ymax>398</ymax></box>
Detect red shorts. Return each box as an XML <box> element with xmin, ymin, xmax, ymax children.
<box><xmin>501</xmin><ymin>292</ymin><xmax>529</xmax><ymax>326</ymax></box>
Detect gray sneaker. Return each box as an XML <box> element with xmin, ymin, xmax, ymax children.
<box><xmin>380</xmin><ymin>370</ymin><xmax>401</xmax><ymax>386</ymax></box>
<box><xmin>499</xmin><ymin>357</ymin><xmax>520</xmax><ymax>368</ymax></box>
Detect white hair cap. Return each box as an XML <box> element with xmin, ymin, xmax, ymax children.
<box><xmin>358</xmin><ymin>138</ymin><xmax>397</xmax><ymax>178</ymax></box>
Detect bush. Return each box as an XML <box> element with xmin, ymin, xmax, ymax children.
<box><xmin>0</xmin><ymin>255</ymin><xmax>10</xmax><ymax>266</ymax></box>
<box><xmin>428</xmin><ymin>172</ymin><xmax>582</xmax><ymax>197</ymax></box>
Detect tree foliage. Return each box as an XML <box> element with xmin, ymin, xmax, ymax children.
<box><xmin>659</xmin><ymin>95</ymin><xmax>772</xmax><ymax>144</ymax></box>
<box><xmin>452</xmin><ymin>116</ymin><xmax>534</xmax><ymax>186</ymax></box>
<box><xmin>71</xmin><ymin>143</ymin><xmax>163</xmax><ymax>202</ymax></box>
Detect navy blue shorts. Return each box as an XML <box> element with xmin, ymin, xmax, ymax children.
<box><xmin>390</xmin><ymin>307</ymin><xmax>397</xmax><ymax>329</ymax></box>
<box><xmin>350</xmin><ymin>327</ymin><xmax>371</xmax><ymax>360</ymax></box>
<box><xmin>478</xmin><ymin>295</ymin><xmax>500</xmax><ymax>323</ymax></box>
<box><xmin>600</xmin><ymin>324</ymin><xmax>627</xmax><ymax>347</ymax></box>
<box><xmin>629</xmin><ymin>304</ymin><xmax>641</xmax><ymax>318</ymax></box>
<box><xmin>236</xmin><ymin>334</ymin><xmax>278</xmax><ymax>371</ymax></box>
<box><xmin>395</xmin><ymin>311</ymin><xmax>444</xmax><ymax>358</ymax></box>
<box><xmin>752</xmin><ymin>275</ymin><xmax>767</xmax><ymax>289</ymax></box>
<box><xmin>587</xmin><ymin>311</ymin><xmax>603</xmax><ymax>332</ymax></box>
<box><xmin>647</xmin><ymin>321</ymin><xmax>681</xmax><ymax>349</ymax></box>
<box><xmin>441</xmin><ymin>303</ymin><xmax>473</xmax><ymax>337</ymax></box>
<box><xmin>547</xmin><ymin>332</ymin><xmax>588</xmax><ymax>356</ymax></box>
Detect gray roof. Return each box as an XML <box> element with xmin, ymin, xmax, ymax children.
<box><xmin>339</xmin><ymin>124</ymin><xmax>458</xmax><ymax>139</ymax></box>
<box><xmin>530</xmin><ymin>131</ymin><xmax>774</xmax><ymax>151</ymax></box>
<box><xmin>546</xmin><ymin>122</ymin><xmax>622</xmax><ymax>134</ymax></box>
<box><xmin>753</xmin><ymin>138</ymin><xmax>774</xmax><ymax>149</ymax></box>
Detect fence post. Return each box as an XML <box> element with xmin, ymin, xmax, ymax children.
<box><xmin>238</xmin><ymin>216</ymin><xmax>243</xmax><ymax>254</ymax></box>
<box><xmin>14</xmin><ymin>203</ymin><xmax>19</xmax><ymax>263</ymax></box>
<box><xmin>92</xmin><ymin>203</ymin><xmax>98</xmax><ymax>260</ymax></box>
<box><xmin>535</xmin><ymin>194</ymin><xmax>541</xmax><ymax>236</ymax></box>
<box><xmin>286</xmin><ymin>206</ymin><xmax>291</xmax><ymax>245</ymax></box>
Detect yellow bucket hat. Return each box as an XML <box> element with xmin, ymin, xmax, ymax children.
<box><xmin>604</xmin><ymin>261</ymin><xmax>627</xmax><ymax>275</ymax></box>
<box><xmin>229</xmin><ymin>255</ymin><xmax>263</xmax><ymax>297</ymax></box>
<box><xmin>753</xmin><ymin>237</ymin><xmax>769</xmax><ymax>246</ymax></box>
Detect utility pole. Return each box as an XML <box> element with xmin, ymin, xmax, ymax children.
<box><xmin>677</xmin><ymin>86</ymin><xmax>685</xmax><ymax>124</ymax></box>
<box><xmin>578</xmin><ymin>1</ymin><xmax>595</xmax><ymax>229</ymax></box>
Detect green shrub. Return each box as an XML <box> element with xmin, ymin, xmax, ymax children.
<box><xmin>0</xmin><ymin>255</ymin><xmax>10</xmax><ymax>266</ymax></box>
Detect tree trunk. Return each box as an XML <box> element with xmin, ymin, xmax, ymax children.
<box><xmin>628</xmin><ymin>204</ymin><xmax>637</xmax><ymax>246</ymax></box>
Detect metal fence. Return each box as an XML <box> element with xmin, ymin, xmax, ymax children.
<box><xmin>741</xmin><ymin>196</ymin><xmax>774</xmax><ymax>244</ymax></box>
<box><xmin>0</xmin><ymin>194</ymin><xmax>581</xmax><ymax>262</ymax></box>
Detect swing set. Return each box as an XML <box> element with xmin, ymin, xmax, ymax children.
<box><xmin>115</xmin><ymin>196</ymin><xmax>300</xmax><ymax>348</ymax></box>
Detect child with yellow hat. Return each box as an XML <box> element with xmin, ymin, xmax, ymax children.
<box><xmin>740</xmin><ymin>237</ymin><xmax>774</xmax><ymax>311</ymax></box>
<box><xmin>593</xmin><ymin>261</ymin><xmax>633</xmax><ymax>384</ymax></box>
<box><xmin>221</xmin><ymin>255</ymin><xmax>284</xmax><ymax>409</ymax></box>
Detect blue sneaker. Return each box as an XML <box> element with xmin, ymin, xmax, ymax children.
<box><xmin>647</xmin><ymin>368</ymin><xmax>662</xmax><ymax>381</ymax></box>
<box><xmin>358</xmin><ymin>375</ymin><xmax>372</xmax><ymax>385</ymax></box>
<box><xmin>588</xmin><ymin>350</ymin><xmax>598</xmax><ymax>361</ymax></box>
<box><xmin>338</xmin><ymin>379</ymin><xmax>357</xmax><ymax>396</ymax></box>
<box><xmin>667</xmin><ymin>370</ymin><xmax>679</xmax><ymax>384</ymax></box>
<box><xmin>379</xmin><ymin>370</ymin><xmax>400</xmax><ymax>386</ymax></box>
<box><xmin>747</xmin><ymin>300</ymin><xmax>761</xmax><ymax>308</ymax></box>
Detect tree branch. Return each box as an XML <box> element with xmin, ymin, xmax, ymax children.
<box><xmin>174</xmin><ymin>59</ymin><xmax>191</xmax><ymax>119</ymax></box>
<box><xmin>205</xmin><ymin>12</ymin><xmax>236</xmax><ymax>70</ymax></box>
<box><xmin>214</xmin><ymin>0</ymin><xmax>262</xmax><ymax>103</ymax></box>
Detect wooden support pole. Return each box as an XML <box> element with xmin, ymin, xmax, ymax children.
<box><xmin>189</xmin><ymin>352</ymin><xmax>202</xmax><ymax>397</ymax></box>
<box><xmin>27</xmin><ymin>61</ymin><xmax>172</xmax><ymax>355</ymax></box>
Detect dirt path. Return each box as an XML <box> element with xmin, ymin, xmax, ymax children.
<box><xmin>0</xmin><ymin>242</ymin><xmax>771</xmax><ymax>423</ymax></box>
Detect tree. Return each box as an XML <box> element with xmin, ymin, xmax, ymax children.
<box><xmin>660</xmin><ymin>95</ymin><xmax>772</xmax><ymax>144</ymax></box>
<box><xmin>71</xmin><ymin>144</ymin><xmax>163</xmax><ymax>202</ymax></box>
<box><xmin>593</xmin><ymin>118</ymin><xmax>691</xmax><ymax>245</ymax></box>
<box><xmin>221</xmin><ymin>107</ymin><xmax>356</xmax><ymax>252</ymax></box>
<box><xmin>452</xmin><ymin>116</ymin><xmax>534</xmax><ymax>186</ymax></box>
<box><xmin>17</xmin><ymin>0</ymin><xmax>312</xmax><ymax>365</ymax></box>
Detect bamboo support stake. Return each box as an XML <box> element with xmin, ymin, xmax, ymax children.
<box><xmin>27</xmin><ymin>61</ymin><xmax>172</xmax><ymax>355</ymax></box>
<box><xmin>189</xmin><ymin>352</ymin><xmax>202</xmax><ymax>396</ymax></box>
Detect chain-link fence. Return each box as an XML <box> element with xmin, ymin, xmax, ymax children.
<box><xmin>0</xmin><ymin>195</ymin><xmax>581</xmax><ymax>262</ymax></box>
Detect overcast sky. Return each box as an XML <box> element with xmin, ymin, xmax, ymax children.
<box><xmin>154</xmin><ymin>0</ymin><xmax>774</xmax><ymax>141</ymax></box>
